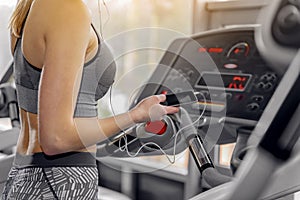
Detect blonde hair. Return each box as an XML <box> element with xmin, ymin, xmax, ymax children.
<box><xmin>9</xmin><ymin>0</ymin><xmax>34</xmax><ymax>38</ymax></box>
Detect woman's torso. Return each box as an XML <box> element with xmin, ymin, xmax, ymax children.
<box><xmin>11</xmin><ymin>0</ymin><xmax>115</xmax><ymax>155</ymax></box>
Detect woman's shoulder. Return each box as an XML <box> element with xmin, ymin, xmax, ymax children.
<box><xmin>32</xmin><ymin>0</ymin><xmax>91</xmax><ymax>25</ymax></box>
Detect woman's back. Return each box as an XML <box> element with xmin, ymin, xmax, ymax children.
<box><xmin>11</xmin><ymin>0</ymin><xmax>102</xmax><ymax>155</ymax></box>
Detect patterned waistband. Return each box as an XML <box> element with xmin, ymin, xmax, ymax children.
<box><xmin>14</xmin><ymin>152</ymin><xmax>97</xmax><ymax>168</ymax></box>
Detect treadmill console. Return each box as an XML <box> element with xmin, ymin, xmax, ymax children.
<box><xmin>135</xmin><ymin>26</ymin><xmax>281</xmax><ymax>122</ymax></box>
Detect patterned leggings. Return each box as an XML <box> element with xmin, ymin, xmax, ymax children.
<box><xmin>1</xmin><ymin>166</ymin><xmax>98</xmax><ymax>200</ymax></box>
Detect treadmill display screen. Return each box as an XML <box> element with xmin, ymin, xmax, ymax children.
<box><xmin>196</xmin><ymin>72</ymin><xmax>252</xmax><ymax>92</ymax></box>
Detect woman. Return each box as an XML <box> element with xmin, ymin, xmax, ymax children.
<box><xmin>2</xmin><ymin>0</ymin><xmax>179</xmax><ymax>199</ymax></box>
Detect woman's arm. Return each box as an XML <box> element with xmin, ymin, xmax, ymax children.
<box><xmin>71</xmin><ymin>94</ymin><xmax>177</xmax><ymax>154</ymax></box>
<box><xmin>38</xmin><ymin>0</ymin><xmax>178</xmax><ymax>155</ymax></box>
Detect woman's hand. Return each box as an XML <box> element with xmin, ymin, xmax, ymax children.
<box><xmin>129</xmin><ymin>94</ymin><xmax>179</xmax><ymax>123</ymax></box>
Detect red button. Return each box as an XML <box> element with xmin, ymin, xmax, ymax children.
<box><xmin>161</xmin><ymin>90</ymin><xmax>168</xmax><ymax>95</ymax></box>
<box><xmin>145</xmin><ymin>121</ymin><xmax>167</xmax><ymax>135</ymax></box>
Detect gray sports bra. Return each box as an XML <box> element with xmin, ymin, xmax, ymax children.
<box><xmin>13</xmin><ymin>25</ymin><xmax>116</xmax><ymax>117</ymax></box>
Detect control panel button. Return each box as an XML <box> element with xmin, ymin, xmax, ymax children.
<box><xmin>247</xmin><ymin>103</ymin><xmax>260</xmax><ymax>112</ymax></box>
<box><xmin>257</xmin><ymin>73</ymin><xmax>277</xmax><ymax>92</ymax></box>
<box><xmin>256</xmin><ymin>82</ymin><xmax>265</xmax><ymax>89</ymax></box>
<box><xmin>263</xmin><ymin>82</ymin><xmax>274</xmax><ymax>91</ymax></box>
<box><xmin>224</xmin><ymin>63</ymin><xmax>238</xmax><ymax>69</ymax></box>
<box><xmin>145</xmin><ymin>121</ymin><xmax>167</xmax><ymax>135</ymax></box>
<box><xmin>267</xmin><ymin>73</ymin><xmax>277</xmax><ymax>82</ymax></box>
<box><xmin>251</xmin><ymin>95</ymin><xmax>264</xmax><ymax>103</ymax></box>
<box><xmin>260</xmin><ymin>74</ymin><xmax>269</xmax><ymax>81</ymax></box>
<box><xmin>260</xmin><ymin>73</ymin><xmax>277</xmax><ymax>82</ymax></box>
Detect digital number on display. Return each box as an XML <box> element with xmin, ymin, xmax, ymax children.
<box><xmin>196</xmin><ymin>72</ymin><xmax>252</xmax><ymax>92</ymax></box>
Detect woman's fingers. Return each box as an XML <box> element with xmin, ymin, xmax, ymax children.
<box><xmin>148</xmin><ymin>104</ymin><xmax>165</xmax><ymax>121</ymax></box>
<box><xmin>164</xmin><ymin>106</ymin><xmax>179</xmax><ymax>114</ymax></box>
<box><xmin>149</xmin><ymin>105</ymin><xmax>179</xmax><ymax>121</ymax></box>
<box><xmin>148</xmin><ymin>95</ymin><xmax>180</xmax><ymax>121</ymax></box>
<box><xmin>155</xmin><ymin>94</ymin><xmax>166</xmax><ymax>103</ymax></box>
<box><xmin>155</xmin><ymin>94</ymin><xmax>179</xmax><ymax>115</ymax></box>
<box><xmin>130</xmin><ymin>94</ymin><xmax>179</xmax><ymax>123</ymax></box>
